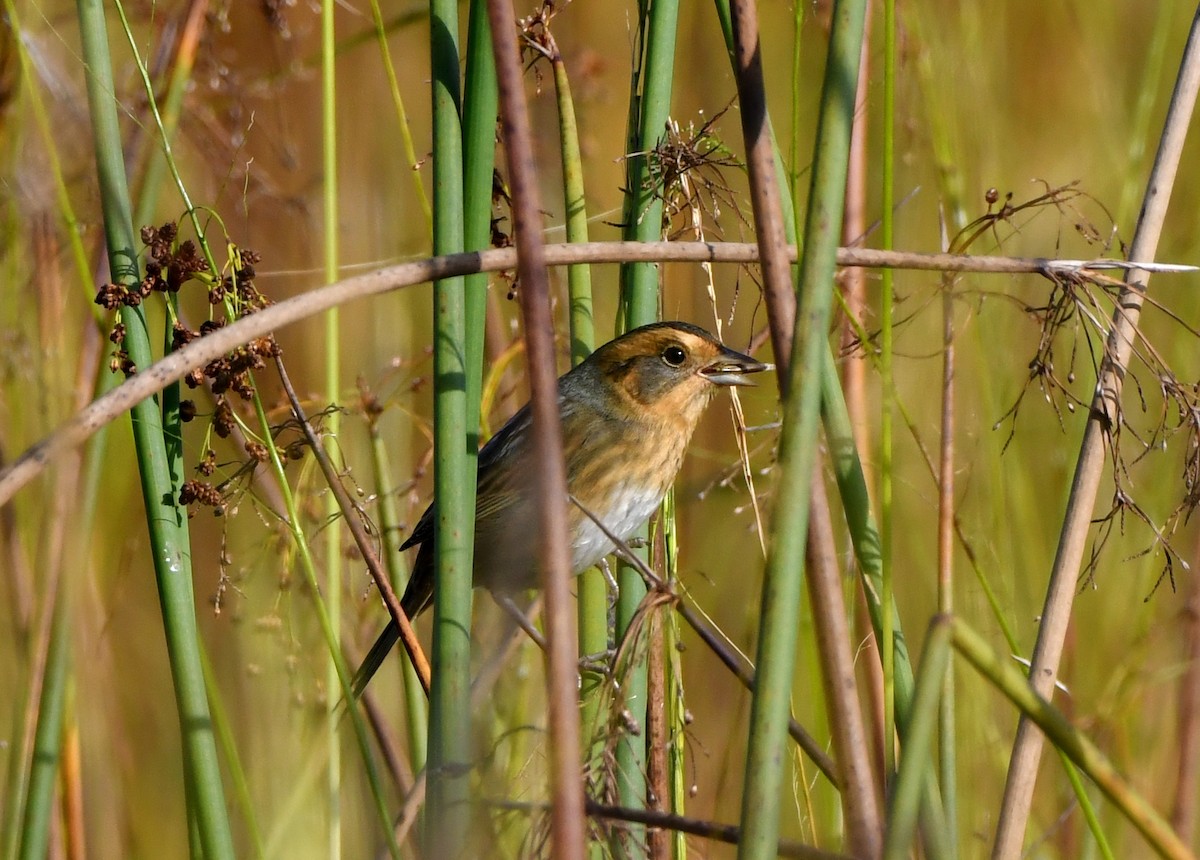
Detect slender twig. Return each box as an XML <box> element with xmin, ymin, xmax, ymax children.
<box><xmin>480</xmin><ymin>799</ymin><xmax>858</xmax><ymax>860</ymax></box>
<box><xmin>993</xmin><ymin>10</ymin><xmax>1200</xmax><ymax>857</ymax></box>
<box><xmin>486</xmin><ymin>2</ymin><xmax>585</xmax><ymax>857</ymax></box>
<box><xmin>359</xmin><ymin>688</ymin><xmax>415</xmax><ymax>796</ymax></box>
<box><xmin>936</xmin><ymin>268</ymin><xmax>957</xmax><ymax>845</ymax></box>
<box><xmin>1</xmin><ymin>242</ymin><xmax>1193</xmax><ymax>509</ymax></box>
<box><xmin>275</xmin><ymin>358</ymin><xmax>431</xmax><ymax>694</ymax></box>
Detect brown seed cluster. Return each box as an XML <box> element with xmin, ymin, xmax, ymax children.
<box><xmin>180</xmin><ymin>479</ymin><xmax>224</xmax><ymax>508</ymax></box>
<box><xmin>96</xmin><ymin>223</ymin><xmax>211</xmax><ymax>311</ymax></box>
<box><xmin>95</xmin><ymin>222</ymin><xmax>282</xmax><ymax>514</ymax></box>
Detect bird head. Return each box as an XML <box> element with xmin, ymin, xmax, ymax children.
<box><xmin>582</xmin><ymin>321</ymin><xmax>770</xmax><ymax>425</ymax></box>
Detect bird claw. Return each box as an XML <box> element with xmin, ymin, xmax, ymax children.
<box><xmin>598</xmin><ymin>558</ymin><xmax>618</xmax><ymax>592</ymax></box>
<box><xmin>578</xmin><ymin>649</ymin><xmax>615</xmax><ymax>675</ymax></box>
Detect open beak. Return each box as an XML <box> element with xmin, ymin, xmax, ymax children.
<box><xmin>699</xmin><ymin>348</ymin><xmax>772</xmax><ymax>387</ymax></box>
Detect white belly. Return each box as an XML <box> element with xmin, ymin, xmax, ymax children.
<box><xmin>571</xmin><ymin>485</ymin><xmax>664</xmax><ymax>572</ymax></box>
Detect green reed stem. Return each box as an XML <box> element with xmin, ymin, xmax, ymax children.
<box><xmin>736</xmin><ymin>0</ymin><xmax>866</xmax><ymax>856</ymax></box>
<box><xmin>662</xmin><ymin>490</ymin><xmax>688</xmax><ymax>859</ymax></box>
<box><xmin>619</xmin><ymin>6</ymin><xmax>676</xmax><ymax>854</ymax></box>
<box><xmin>367</xmin><ymin>0</ymin><xmax>434</xmax><ymax>234</ymax></box>
<box><xmin>1057</xmin><ymin>748</ymin><xmax>1116</xmax><ymax>860</ymax></box>
<box><xmin>713</xmin><ymin>0</ymin><xmax>930</xmax><ymax>833</ymax></box>
<box><xmin>880</xmin><ymin>0</ymin><xmax>897</xmax><ymax>784</ymax></box>
<box><xmin>619</xmin><ymin>0</ymin><xmax>678</xmax><ymax>328</ymax></box>
<box><xmin>2</xmin><ymin>0</ymin><xmax>95</xmax><ymax>320</ymax></box>
<box><xmin>16</xmin><ymin>587</ymin><xmax>68</xmax><ymax>860</ymax></box>
<box><xmin>615</xmin><ymin>5</ymin><xmax>678</xmax><ymax>856</ymax></box>
<box><xmin>462</xmin><ymin>0</ymin><xmax>497</xmax><ymax>439</ymax></box>
<box><xmin>553</xmin><ymin>50</ymin><xmax>596</xmax><ymax>366</ymax></box>
<box><xmin>427</xmin><ymin>0</ymin><xmax>475</xmax><ymax>853</ymax></box>
<box><xmin>75</xmin><ymin>2</ymin><xmax>234</xmax><ymax>856</ymax></box>
<box><xmin>131</xmin><ymin>10</ymin><xmax>200</xmax><ymax>231</ymax></box>
<box><xmin>950</xmin><ymin>617</ymin><xmax>1193</xmax><ymax>860</ymax></box>
<box><xmin>199</xmin><ymin>645</ymin><xmax>267</xmax><ymax>860</ymax></box>
<box><xmin>546</xmin><ymin>34</ymin><xmax>603</xmax><ymax>798</ymax></box>
<box><xmin>883</xmin><ymin>619</ymin><xmax>951</xmax><ymax>860</ymax></box>
<box><xmin>319</xmin><ymin>2</ymin><xmax>344</xmax><ymax>853</ymax></box>
<box><xmin>789</xmin><ymin>3</ymin><xmax>805</xmax><ymax>248</ymax></box>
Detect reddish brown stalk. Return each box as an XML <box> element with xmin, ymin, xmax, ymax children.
<box><xmin>359</xmin><ymin>682</ymin><xmax>415</xmax><ymax>794</ymax></box>
<box><xmin>993</xmin><ymin>10</ymin><xmax>1200</xmax><ymax>857</ymax></box>
<box><xmin>806</xmin><ymin>480</ymin><xmax>883</xmax><ymax>859</ymax></box>
<box><xmin>646</xmin><ymin>610</ymin><xmax>669</xmax><ymax>860</ymax></box>
<box><xmin>839</xmin><ymin>0</ymin><xmax>873</xmax><ymax>455</ymax></box>
<box><xmin>730</xmin><ymin>0</ymin><xmax>796</xmax><ymax>377</ymax></box>
<box><xmin>840</xmin><ymin>4</ymin><xmax>888</xmax><ymax>798</ymax></box>
<box><xmin>62</xmin><ymin>720</ymin><xmax>84</xmax><ymax>860</ymax></box>
<box><xmin>275</xmin><ymin>357</ymin><xmax>431</xmax><ymax>694</ymax></box>
<box><xmin>485</xmin><ymin>2</ymin><xmax>585</xmax><ymax>857</ymax></box>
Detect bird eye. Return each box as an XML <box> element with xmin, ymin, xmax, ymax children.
<box><xmin>661</xmin><ymin>345</ymin><xmax>687</xmax><ymax>367</ymax></box>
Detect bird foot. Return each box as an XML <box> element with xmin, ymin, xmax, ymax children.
<box><xmin>578</xmin><ymin>650</ymin><xmax>615</xmax><ymax>675</ymax></box>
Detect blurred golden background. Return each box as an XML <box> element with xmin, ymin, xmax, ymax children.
<box><xmin>3</xmin><ymin>1</ymin><xmax>1200</xmax><ymax>857</ymax></box>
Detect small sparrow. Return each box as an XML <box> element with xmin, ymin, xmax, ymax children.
<box><xmin>354</xmin><ymin>321</ymin><xmax>768</xmax><ymax>694</ymax></box>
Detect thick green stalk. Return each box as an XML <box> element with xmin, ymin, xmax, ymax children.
<box><xmin>615</xmin><ymin>6</ymin><xmax>678</xmax><ymax>855</ymax></box>
<box><xmin>319</xmin><ymin>2</ymin><xmax>343</xmax><ymax>854</ymax></box>
<box><xmin>426</xmin><ymin>0</ymin><xmax>475</xmax><ymax>853</ymax></box>
<box><xmin>736</xmin><ymin>0</ymin><xmax>867</xmax><ymax>857</ymax></box>
<box><xmin>75</xmin><ymin>2</ymin><xmax>234</xmax><ymax>857</ymax></box>
<box><xmin>462</xmin><ymin>0</ymin><xmax>497</xmax><ymax>438</ymax></box>
<box><xmin>619</xmin><ymin>0</ymin><xmax>679</xmax><ymax>327</ymax></box>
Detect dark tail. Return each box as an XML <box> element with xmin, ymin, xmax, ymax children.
<box><xmin>350</xmin><ymin>557</ymin><xmax>435</xmax><ymax>698</ymax></box>
<box><xmin>351</xmin><ymin>619</ymin><xmax>400</xmax><ymax>699</ymax></box>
